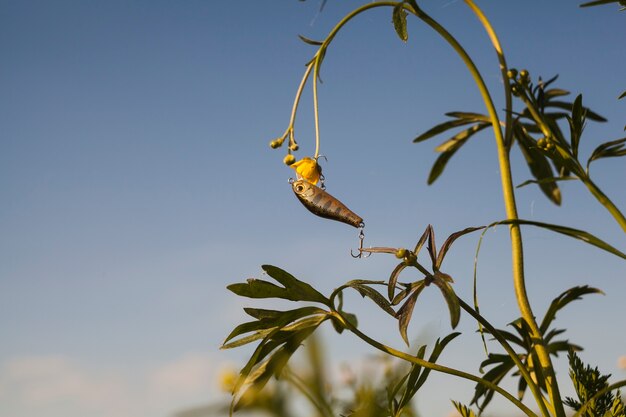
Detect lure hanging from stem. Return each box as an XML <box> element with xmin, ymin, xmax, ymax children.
<box><xmin>290</xmin><ymin>178</ymin><xmax>369</xmax><ymax>258</ymax></box>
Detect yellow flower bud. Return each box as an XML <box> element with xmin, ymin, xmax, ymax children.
<box><xmin>283</xmin><ymin>154</ymin><xmax>296</xmax><ymax>165</ymax></box>
<box><xmin>290</xmin><ymin>157</ymin><xmax>322</xmax><ymax>184</ymax></box>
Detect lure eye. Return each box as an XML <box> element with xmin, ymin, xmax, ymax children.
<box><xmin>295</xmin><ymin>184</ymin><xmax>305</xmax><ymax>193</ymax></box>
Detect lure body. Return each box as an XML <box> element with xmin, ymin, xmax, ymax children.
<box><xmin>291</xmin><ymin>179</ymin><xmax>363</xmax><ymax>228</ymax></box>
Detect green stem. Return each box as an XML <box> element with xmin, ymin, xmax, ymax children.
<box><xmin>287</xmin><ymin>63</ymin><xmax>314</xmax><ymax>136</ymax></box>
<box><xmin>408</xmin><ymin>3</ymin><xmax>564</xmax><ymax>416</ymax></box>
<box><xmin>310</xmin><ymin>1</ymin><xmax>401</xmax><ymax>158</ymax></box>
<box><xmin>458</xmin><ymin>299</ymin><xmax>552</xmax><ymax>417</ymax></box>
<box><xmin>283</xmin><ymin>369</ymin><xmax>335</xmax><ymax>417</ymax></box>
<box><xmin>331</xmin><ymin>311</ymin><xmax>538</xmax><ymax>417</ymax></box>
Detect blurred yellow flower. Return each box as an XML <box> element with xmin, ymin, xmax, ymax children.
<box><xmin>291</xmin><ymin>157</ymin><xmax>321</xmax><ymax>185</ymax></box>
<box><xmin>218</xmin><ymin>368</ymin><xmax>238</xmax><ymax>392</ymax></box>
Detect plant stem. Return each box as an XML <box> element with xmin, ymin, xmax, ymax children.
<box><xmin>458</xmin><ymin>299</ymin><xmax>552</xmax><ymax>417</ymax></box>
<box><xmin>283</xmin><ymin>369</ymin><xmax>335</xmax><ymax>417</ymax></box>
<box><xmin>331</xmin><ymin>311</ymin><xmax>539</xmax><ymax>417</ymax></box>
<box><xmin>408</xmin><ymin>3</ymin><xmax>564</xmax><ymax>416</ymax></box>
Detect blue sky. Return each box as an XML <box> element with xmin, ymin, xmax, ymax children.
<box><xmin>1</xmin><ymin>1</ymin><xmax>625</xmax><ymax>417</ymax></box>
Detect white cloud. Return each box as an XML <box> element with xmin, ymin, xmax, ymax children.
<box><xmin>0</xmin><ymin>353</ymin><xmax>221</xmax><ymax>417</ymax></box>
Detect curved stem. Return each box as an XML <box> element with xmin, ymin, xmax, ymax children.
<box><xmin>283</xmin><ymin>369</ymin><xmax>335</xmax><ymax>417</ymax></box>
<box><xmin>462</xmin><ymin>0</ymin><xmax>514</xmax><ymax>150</ymax></box>
<box><xmin>313</xmin><ymin>60</ymin><xmax>321</xmax><ymax>158</ymax></box>
<box><xmin>288</xmin><ymin>63</ymin><xmax>314</xmax><ymax>134</ymax></box>
<box><xmin>407</xmin><ymin>3</ymin><xmax>563</xmax><ymax>416</ymax></box>
<box><xmin>310</xmin><ymin>1</ymin><xmax>401</xmax><ymax>158</ymax></box>
<box><xmin>331</xmin><ymin>310</ymin><xmax>538</xmax><ymax>417</ymax></box>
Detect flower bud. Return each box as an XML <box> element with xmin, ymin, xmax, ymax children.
<box><xmin>506</xmin><ymin>69</ymin><xmax>518</xmax><ymax>79</ymax></box>
<box><xmin>519</xmin><ymin>69</ymin><xmax>529</xmax><ymax>84</ymax></box>
<box><xmin>283</xmin><ymin>154</ymin><xmax>296</xmax><ymax>165</ymax></box>
<box><xmin>395</xmin><ymin>248</ymin><xmax>407</xmax><ymax>259</ymax></box>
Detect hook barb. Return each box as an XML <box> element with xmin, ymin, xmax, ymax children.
<box><xmin>351</xmin><ymin>226</ymin><xmax>370</xmax><ymax>259</ymax></box>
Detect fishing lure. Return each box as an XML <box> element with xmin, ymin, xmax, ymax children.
<box><xmin>291</xmin><ymin>179</ymin><xmax>363</xmax><ymax>228</ymax></box>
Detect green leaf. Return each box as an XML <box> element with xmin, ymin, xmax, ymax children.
<box><xmin>388</xmin><ymin>263</ymin><xmax>407</xmax><ymax>301</ymax></box>
<box><xmin>471</xmin><ymin>358</ymin><xmax>514</xmax><ymax>410</ymax></box>
<box><xmin>263</xmin><ymin>265</ymin><xmax>329</xmax><ymax>304</ymax></box>
<box><xmin>445</xmin><ymin>111</ymin><xmax>490</xmax><ymax>122</ymax></box>
<box><xmin>540</xmin><ymin>286</ymin><xmax>603</xmax><ymax>334</ymax></box>
<box><xmin>331</xmin><ymin>311</ymin><xmax>358</xmax><ymax>334</ymax></box>
<box><xmin>580</xmin><ymin>0</ymin><xmax>622</xmax><ymax>6</ymax></box>
<box><xmin>619</xmin><ymin>90</ymin><xmax>626</xmax><ymax>99</ymax></box>
<box><xmin>233</xmin><ymin>317</ymin><xmax>324</xmax><ymax>411</ymax></box>
<box><xmin>452</xmin><ymin>401</ymin><xmax>478</xmax><ymax>417</ymax></box>
<box><xmin>516</xmin><ymin>176</ymin><xmax>577</xmax><ymax>189</ymax></box>
<box><xmin>413</xmin><ymin>118</ymin><xmax>477</xmax><ymax>143</ymax></box>
<box><xmin>348</xmin><ymin>281</ymin><xmax>397</xmax><ymax>317</ymax></box>
<box><xmin>569</xmin><ymin>94</ymin><xmax>585</xmax><ymax>159</ymax></box>
<box><xmin>545</xmin><ymin>100</ymin><xmax>606</xmax><ymax>122</ymax></box>
<box><xmin>297</xmin><ymin>34</ymin><xmax>323</xmax><ymax>46</ymax></box>
<box><xmin>514</xmin><ymin>123</ymin><xmax>562</xmax><ymax>205</ymax></box>
<box><xmin>433</xmin><ymin>277</ymin><xmax>460</xmax><ymax>328</ymax></box>
<box><xmin>428</xmin><ymin>123</ymin><xmax>490</xmax><ymax>184</ymax></box>
<box><xmin>436</xmin><ymin>226</ymin><xmax>485</xmax><ymax>269</ymax></box>
<box><xmin>587</xmin><ymin>137</ymin><xmax>626</xmax><ymax>169</ymax></box>
<box><xmin>489</xmin><ymin>219</ymin><xmax>626</xmax><ymax>260</ymax></box>
<box><xmin>397</xmin><ymin>282</ymin><xmax>426</xmax><ymax>346</ymax></box>
<box><xmin>392</xmin><ymin>4</ymin><xmax>408</xmax><ymax>42</ymax></box>
<box><xmin>412</xmin><ymin>332</ymin><xmax>460</xmax><ymax>389</ymax></box>
<box><xmin>222</xmin><ymin>306</ymin><xmax>327</xmax><ymax>347</ymax></box>
<box><xmin>544</xmin><ymin>88</ymin><xmax>570</xmax><ymax>99</ymax></box>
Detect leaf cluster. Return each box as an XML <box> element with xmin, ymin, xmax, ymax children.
<box><xmin>415</xmin><ymin>74</ymin><xmax>626</xmax><ymax>206</ymax></box>
<box><xmin>359</xmin><ymin>225</ymin><xmax>484</xmax><ymax>345</ymax></box>
<box><xmin>471</xmin><ymin>286</ymin><xmax>602</xmax><ymax>412</ymax></box>
<box><xmin>223</xmin><ymin>265</ymin><xmax>332</xmax><ymax>412</ymax></box>
<box><xmin>565</xmin><ymin>351</ymin><xmax>626</xmax><ymax>417</ymax></box>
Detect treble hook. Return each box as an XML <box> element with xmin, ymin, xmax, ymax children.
<box><xmin>351</xmin><ymin>224</ymin><xmax>370</xmax><ymax>258</ymax></box>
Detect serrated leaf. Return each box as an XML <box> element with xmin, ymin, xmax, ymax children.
<box><xmin>392</xmin><ymin>4</ymin><xmax>408</xmax><ymax>42</ymax></box>
<box><xmin>349</xmin><ymin>282</ymin><xmax>397</xmax><ymax>317</ymax></box>
<box><xmin>433</xmin><ymin>277</ymin><xmax>460</xmax><ymax>328</ymax></box>
<box><xmin>262</xmin><ymin>265</ymin><xmax>329</xmax><ymax>305</ymax></box>
<box><xmin>297</xmin><ymin>34</ymin><xmax>323</xmax><ymax>46</ymax></box>
<box><xmin>228</xmin><ymin>279</ymin><xmax>294</xmax><ymax>300</ymax></box>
